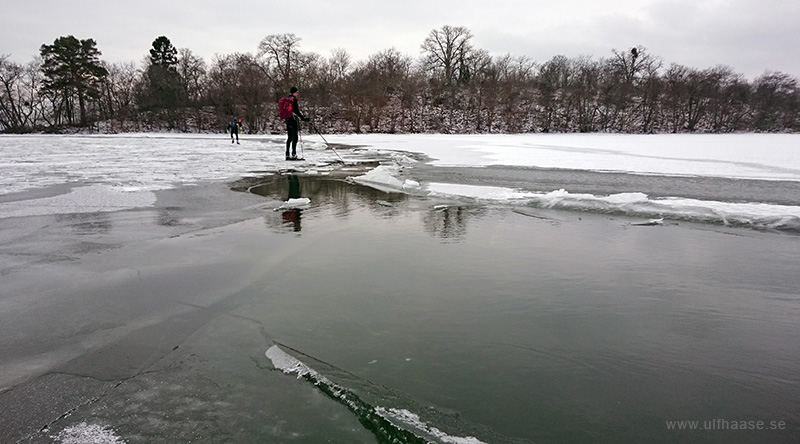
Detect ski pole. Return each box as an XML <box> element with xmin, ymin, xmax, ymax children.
<box><xmin>310</xmin><ymin>121</ymin><xmax>343</xmax><ymax>162</ymax></box>
<box><xmin>297</xmin><ymin>116</ymin><xmax>304</xmax><ymax>159</ymax></box>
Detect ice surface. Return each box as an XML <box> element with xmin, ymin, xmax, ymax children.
<box><xmin>338</xmin><ymin>133</ymin><xmax>800</xmax><ymax>230</ymax></box>
<box><xmin>53</xmin><ymin>422</ymin><xmax>126</xmax><ymax>444</ymax></box>
<box><xmin>275</xmin><ymin>198</ymin><xmax>311</xmax><ymax>210</ymax></box>
<box><xmin>0</xmin><ymin>184</ymin><xmax>156</xmax><ymax>219</ymax></box>
<box><xmin>349</xmin><ymin>165</ymin><xmax>421</xmax><ymax>193</ymax></box>
<box><xmin>265</xmin><ymin>345</ymin><xmax>320</xmax><ymax>380</ymax></box>
<box><xmin>0</xmin><ymin>133</ymin><xmax>343</xmax><ymax>196</ymax></box>
<box><xmin>425</xmin><ymin>182</ymin><xmax>800</xmax><ymax>229</ymax></box>
<box><xmin>326</xmin><ymin>133</ymin><xmax>800</xmax><ymax>181</ymax></box>
<box><xmin>426</xmin><ymin>182</ymin><xmax>538</xmax><ymax>201</ymax></box>
<box><xmin>2</xmin><ymin>132</ymin><xmax>799</xmax><ymax>230</ymax></box>
<box><xmin>375</xmin><ymin>407</ymin><xmax>487</xmax><ymax>444</ymax></box>
<box><xmin>266</xmin><ymin>345</ymin><xmax>488</xmax><ymax>444</ymax></box>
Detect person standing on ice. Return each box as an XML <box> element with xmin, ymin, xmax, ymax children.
<box><xmin>283</xmin><ymin>87</ymin><xmax>309</xmax><ymax>160</ymax></box>
<box><xmin>228</xmin><ymin>118</ymin><xmax>242</xmax><ymax>144</ymax></box>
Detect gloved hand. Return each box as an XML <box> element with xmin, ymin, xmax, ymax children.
<box><xmin>302</xmin><ymin>117</ymin><xmax>310</xmax><ymax>122</ymax></box>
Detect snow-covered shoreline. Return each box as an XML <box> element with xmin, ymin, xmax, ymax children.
<box><xmin>2</xmin><ymin>132</ymin><xmax>799</xmax><ymax>231</ymax></box>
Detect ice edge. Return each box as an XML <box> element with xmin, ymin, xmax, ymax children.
<box><xmin>265</xmin><ymin>344</ymin><xmax>487</xmax><ymax>444</ymax></box>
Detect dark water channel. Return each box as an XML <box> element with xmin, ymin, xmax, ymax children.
<box><xmin>2</xmin><ymin>173</ymin><xmax>797</xmax><ymax>444</ymax></box>
<box><xmin>243</xmin><ymin>174</ymin><xmax>800</xmax><ymax>443</ymax></box>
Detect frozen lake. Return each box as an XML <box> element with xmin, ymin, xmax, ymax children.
<box><xmin>1</xmin><ymin>133</ymin><xmax>798</xmax><ymax>443</ymax></box>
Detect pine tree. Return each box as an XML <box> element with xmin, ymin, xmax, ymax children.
<box><xmin>40</xmin><ymin>35</ymin><xmax>108</xmax><ymax>126</ymax></box>
<box><xmin>141</xmin><ymin>36</ymin><xmax>186</xmax><ymax>127</ymax></box>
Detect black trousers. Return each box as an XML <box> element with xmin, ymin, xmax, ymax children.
<box><xmin>285</xmin><ymin>118</ymin><xmax>298</xmax><ymax>157</ymax></box>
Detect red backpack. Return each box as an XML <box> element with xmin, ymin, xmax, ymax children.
<box><xmin>278</xmin><ymin>96</ymin><xmax>293</xmax><ymax>119</ymax></box>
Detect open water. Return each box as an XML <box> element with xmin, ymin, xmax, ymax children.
<box><xmin>245</xmin><ymin>175</ymin><xmax>799</xmax><ymax>443</ymax></box>
<box><xmin>1</xmin><ymin>135</ymin><xmax>799</xmax><ymax>443</ymax></box>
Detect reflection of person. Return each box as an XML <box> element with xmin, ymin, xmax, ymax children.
<box><xmin>287</xmin><ymin>174</ymin><xmax>301</xmax><ymax>199</ymax></box>
<box><xmin>282</xmin><ymin>175</ymin><xmax>302</xmax><ymax>231</ymax></box>
<box><xmin>228</xmin><ymin>118</ymin><xmax>241</xmax><ymax>144</ymax></box>
<box><xmin>284</xmin><ymin>87</ymin><xmax>309</xmax><ymax>160</ymax></box>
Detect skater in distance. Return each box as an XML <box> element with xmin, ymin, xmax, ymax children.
<box><xmin>228</xmin><ymin>118</ymin><xmax>242</xmax><ymax>144</ymax></box>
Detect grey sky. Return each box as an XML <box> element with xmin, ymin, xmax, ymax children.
<box><xmin>2</xmin><ymin>0</ymin><xmax>798</xmax><ymax>80</ymax></box>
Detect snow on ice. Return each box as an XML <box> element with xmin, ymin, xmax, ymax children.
<box><xmin>2</xmin><ymin>132</ymin><xmax>799</xmax><ymax>230</ymax></box>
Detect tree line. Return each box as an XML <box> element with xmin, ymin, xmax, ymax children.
<box><xmin>1</xmin><ymin>26</ymin><xmax>798</xmax><ymax>134</ymax></box>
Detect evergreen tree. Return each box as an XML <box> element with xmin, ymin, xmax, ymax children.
<box><xmin>39</xmin><ymin>35</ymin><xmax>108</xmax><ymax>126</ymax></box>
<box><xmin>140</xmin><ymin>36</ymin><xmax>186</xmax><ymax>127</ymax></box>
<box><xmin>149</xmin><ymin>36</ymin><xmax>179</xmax><ymax>70</ymax></box>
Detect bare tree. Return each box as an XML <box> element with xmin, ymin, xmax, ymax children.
<box><xmin>357</xmin><ymin>48</ymin><xmax>413</xmax><ymax>131</ymax></box>
<box><xmin>420</xmin><ymin>25</ymin><xmax>475</xmax><ymax>88</ymax></box>
<box><xmin>206</xmin><ymin>54</ymin><xmax>240</xmax><ymax>123</ymax></box>
<box><xmin>568</xmin><ymin>56</ymin><xmax>603</xmax><ymax>133</ymax></box>
<box><xmin>4</xmin><ymin>29</ymin><xmax>800</xmax><ymax>134</ymax></box>
<box><xmin>328</xmin><ymin>48</ymin><xmax>352</xmax><ymax>83</ymax></box>
<box><xmin>752</xmin><ymin>71</ymin><xmax>799</xmax><ymax>132</ymax></box>
<box><xmin>99</xmin><ymin>61</ymin><xmax>140</xmax><ymax>130</ymax></box>
<box><xmin>604</xmin><ymin>46</ymin><xmax>661</xmax><ymax>131</ymax></box>
<box><xmin>537</xmin><ymin>55</ymin><xmax>572</xmax><ymax>132</ymax></box>
<box><xmin>0</xmin><ymin>55</ymin><xmax>28</xmax><ymax>131</ymax></box>
<box><xmin>258</xmin><ymin>34</ymin><xmax>302</xmax><ymax>87</ymax></box>
<box><xmin>177</xmin><ymin>48</ymin><xmax>207</xmax><ymax>105</ymax></box>
<box><xmin>705</xmin><ymin>66</ymin><xmax>749</xmax><ymax>132</ymax></box>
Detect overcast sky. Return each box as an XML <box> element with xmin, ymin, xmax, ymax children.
<box><xmin>2</xmin><ymin>0</ymin><xmax>798</xmax><ymax>80</ymax></box>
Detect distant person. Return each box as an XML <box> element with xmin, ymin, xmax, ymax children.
<box><xmin>228</xmin><ymin>118</ymin><xmax>241</xmax><ymax>144</ymax></box>
<box><xmin>282</xmin><ymin>87</ymin><xmax>309</xmax><ymax>160</ymax></box>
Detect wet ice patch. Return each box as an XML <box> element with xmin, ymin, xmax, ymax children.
<box><xmin>53</xmin><ymin>422</ymin><xmax>126</xmax><ymax>444</ymax></box>
<box><xmin>0</xmin><ymin>184</ymin><xmax>157</xmax><ymax>219</ymax></box>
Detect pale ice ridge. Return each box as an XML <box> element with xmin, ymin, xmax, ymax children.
<box><xmin>348</xmin><ymin>165</ymin><xmax>421</xmax><ymax>193</ymax></box>
<box><xmin>265</xmin><ymin>344</ymin><xmax>321</xmax><ymax>381</ymax></box>
<box><xmin>425</xmin><ymin>183</ymin><xmax>800</xmax><ymax>230</ymax></box>
<box><xmin>345</xmin><ymin>165</ymin><xmax>800</xmax><ymax>230</ymax></box>
<box><xmin>376</xmin><ymin>407</ymin><xmax>488</xmax><ymax>444</ymax></box>
<box><xmin>427</xmin><ymin>182</ymin><xmax>538</xmax><ymax>201</ymax></box>
<box><xmin>266</xmin><ymin>345</ymin><xmax>487</xmax><ymax>444</ymax></box>
<box><xmin>52</xmin><ymin>422</ymin><xmax>126</xmax><ymax>444</ymax></box>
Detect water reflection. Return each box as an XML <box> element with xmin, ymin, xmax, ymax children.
<box><xmin>157</xmin><ymin>207</ymin><xmax>185</xmax><ymax>227</ymax></box>
<box><xmin>56</xmin><ymin>212</ymin><xmax>112</xmax><ymax>235</ymax></box>
<box><xmin>423</xmin><ymin>205</ymin><xmax>466</xmax><ymax>240</ymax></box>
<box><xmin>282</xmin><ymin>175</ymin><xmax>302</xmax><ymax>232</ymax></box>
<box><xmin>248</xmin><ymin>175</ymin><xmax>409</xmax><ymax>234</ymax></box>
<box><xmin>246</xmin><ymin>174</ymin><xmax>483</xmax><ymax>241</ymax></box>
